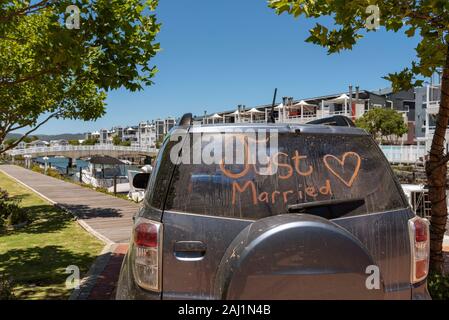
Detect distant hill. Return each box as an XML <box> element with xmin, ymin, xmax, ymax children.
<box><xmin>6</xmin><ymin>133</ymin><xmax>85</xmax><ymax>141</ymax></box>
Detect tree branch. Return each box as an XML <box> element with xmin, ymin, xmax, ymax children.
<box><xmin>0</xmin><ymin>36</ymin><xmax>25</xmax><ymax>43</ymax></box>
<box><xmin>0</xmin><ymin>112</ymin><xmax>61</xmax><ymax>154</ymax></box>
<box><xmin>0</xmin><ymin>66</ymin><xmax>61</xmax><ymax>87</ymax></box>
<box><xmin>0</xmin><ymin>1</ymin><xmax>55</xmax><ymax>23</ymax></box>
<box><xmin>399</xmin><ymin>3</ymin><xmax>448</xmax><ymax>30</ymax></box>
<box><xmin>427</xmin><ymin>152</ymin><xmax>449</xmax><ymax>175</ymax></box>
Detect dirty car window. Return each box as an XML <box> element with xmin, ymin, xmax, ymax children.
<box><xmin>165</xmin><ymin>133</ymin><xmax>406</xmax><ymax>220</ymax></box>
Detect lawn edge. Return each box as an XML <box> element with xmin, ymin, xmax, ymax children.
<box><xmin>0</xmin><ymin>167</ymin><xmax>114</xmax><ymax>245</ymax></box>
<box><xmin>0</xmin><ymin>166</ymin><xmax>132</xmax><ymax>300</ymax></box>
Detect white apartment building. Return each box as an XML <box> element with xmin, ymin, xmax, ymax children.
<box><xmin>155</xmin><ymin>118</ymin><xmax>176</xmax><ymax>141</ymax></box>
<box><xmin>99</xmin><ymin>128</ymin><xmax>111</xmax><ymax>145</ymax></box>
<box><xmin>416</xmin><ymin>83</ymin><xmax>449</xmax><ymax>153</ymax></box>
<box><xmin>199</xmin><ymin>89</ymin><xmax>413</xmax><ymax>145</ymax></box>
<box><xmin>85</xmin><ymin>131</ymin><xmax>100</xmax><ymax>142</ymax></box>
<box><xmin>27</xmin><ymin>140</ymin><xmax>49</xmax><ymax>148</ymax></box>
<box><xmin>82</xmin><ymin>116</ymin><xmax>177</xmax><ymax>148</ymax></box>
<box><xmin>123</xmin><ymin>126</ymin><xmax>138</xmax><ymax>145</ymax></box>
<box><xmin>49</xmin><ymin>139</ymin><xmax>69</xmax><ymax>147</ymax></box>
<box><xmin>136</xmin><ymin>121</ymin><xmax>157</xmax><ymax>148</ymax></box>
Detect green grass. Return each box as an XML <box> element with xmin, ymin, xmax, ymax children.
<box><xmin>0</xmin><ymin>171</ymin><xmax>104</xmax><ymax>300</ymax></box>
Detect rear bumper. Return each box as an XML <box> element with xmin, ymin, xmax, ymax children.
<box><xmin>411</xmin><ymin>280</ymin><xmax>431</xmax><ymax>300</ymax></box>
<box><xmin>116</xmin><ymin>251</ymin><xmax>432</xmax><ymax>300</ymax></box>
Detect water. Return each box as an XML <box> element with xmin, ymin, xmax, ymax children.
<box><xmin>34</xmin><ymin>157</ymin><xmax>139</xmax><ymax>176</ymax></box>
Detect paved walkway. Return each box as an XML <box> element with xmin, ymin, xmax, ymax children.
<box><xmin>0</xmin><ymin>164</ymin><xmax>136</xmax><ymax>299</ymax></box>
<box><xmin>0</xmin><ymin>164</ymin><xmax>137</xmax><ymax>243</ymax></box>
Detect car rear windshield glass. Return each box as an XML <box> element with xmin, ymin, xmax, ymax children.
<box><xmin>164</xmin><ymin>132</ymin><xmax>407</xmax><ymax>220</ymax></box>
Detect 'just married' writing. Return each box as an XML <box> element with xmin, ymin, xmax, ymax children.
<box><xmin>219</xmin><ymin>151</ymin><xmax>362</xmax><ymax>206</ymax></box>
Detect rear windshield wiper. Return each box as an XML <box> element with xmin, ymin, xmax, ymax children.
<box><xmin>287</xmin><ymin>198</ymin><xmax>366</xmax><ymax>220</ymax></box>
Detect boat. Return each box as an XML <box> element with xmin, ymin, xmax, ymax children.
<box><xmin>107</xmin><ymin>182</ymin><xmax>131</xmax><ymax>194</ymax></box>
<box><xmin>75</xmin><ymin>155</ymin><xmax>129</xmax><ymax>189</ymax></box>
<box><xmin>401</xmin><ymin>184</ymin><xmax>430</xmax><ymax>219</ymax></box>
<box><xmin>127</xmin><ymin>170</ymin><xmax>146</xmax><ymax>202</ymax></box>
<box><xmin>120</xmin><ymin>159</ymin><xmax>133</xmax><ymax>165</ymax></box>
<box><xmin>126</xmin><ymin>166</ymin><xmax>153</xmax><ymax>202</ymax></box>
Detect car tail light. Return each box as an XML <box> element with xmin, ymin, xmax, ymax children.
<box><xmin>131</xmin><ymin>217</ymin><xmax>162</xmax><ymax>292</ymax></box>
<box><xmin>408</xmin><ymin>216</ymin><xmax>430</xmax><ymax>284</ymax></box>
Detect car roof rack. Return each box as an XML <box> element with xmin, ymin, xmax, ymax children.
<box><xmin>306</xmin><ymin>115</ymin><xmax>356</xmax><ymax>127</ymax></box>
<box><xmin>178</xmin><ymin>113</ymin><xmax>193</xmax><ymax>126</ymax></box>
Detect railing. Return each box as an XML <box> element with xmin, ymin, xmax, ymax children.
<box><xmin>227</xmin><ymin>110</ymin><xmax>351</xmax><ymax>125</ymax></box>
<box><xmin>7</xmin><ymin>145</ymin><xmax>158</xmax><ymax>156</ymax></box>
<box><xmin>277</xmin><ymin>115</ymin><xmax>319</xmax><ymax>124</ymax></box>
<box><xmin>380</xmin><ymin>145</ymin><xmax>427</xmax><ymax>164</ymax></box>
<box><xmin>275</xmin><ymin>111</ymin><xmax>350</xmax><ymax>124</ymax></box>
<box><xmin>9</xmin><ymin>141</ymin><xmax>427</xmax><ymax>164</ymax></box>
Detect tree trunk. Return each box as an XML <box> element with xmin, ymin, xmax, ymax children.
<box><xmin>427</xmin><ymin>49</ymin><xmax>449</xmax><ymax>273</ymax></box>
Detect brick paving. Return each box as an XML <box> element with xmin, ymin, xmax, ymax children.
<box><xmin>88</xmin><ymin>244</ymin><xmax>129</xmax><ymax>300</ymax></box>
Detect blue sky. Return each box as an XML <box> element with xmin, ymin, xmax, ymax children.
<box><xmin>33</xmin><ymin>0</ymin><xmax>420</xmax><ymax>134</ymax></box>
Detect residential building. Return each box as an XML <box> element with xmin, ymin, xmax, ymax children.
<box><xmin>417</xmin><ymin>83</ymin><xmax>448</xmax><ymax>153</ymax></box>
<box><xmin>112</xmin><ymin>126</ymin><xmax>124</xmax><ymax>142</ymax></box>
<box><xmin>17</xmin><ymin>141</ymin><xmax>26</xmax><ymax>149</ymax></box>
<box><xmin>197</xmin><ymin>87</ymin><xmax>413</xmax><ymax>144</ymax></box>
<box><xmin>124</xmin><ymin>126</ymin><xmax>138</xmax><ymax>145</ymax></box>
<box><xmin>137</xmin><ymin>121</ymin><xmax>157</xmax><ymax>148</ymax></box>
<box><xmin>99</xmin><ymin>129</ymin><xmax>110</xmax><ymax>145</ymax></box>
<box><xmin>85</xmin><ymin>131</ymin><xmax>100</xmax><ymax>142</ymax></box>
<box><xmin>27</xmin><ymin>140</ymin><xmax>49</xmax><ymax>148</ymax></box>
<box><xmin>415</xmin><ymin>85</ymin><xmax>441</xmax><ymax>139</ymax></box>
<box><xmin>155</xmin><ymin>117</ymin><xmax>176</xmax><ymax>141</ymax></box>
<box><xmin>49</xmin><ymin>139</ymin><xmax>69</xmax><ymax>147</ymax></box>
<box><xmin>81</xmin><ymin>116</ymin><xmax>177</xmax><ymax>148</ymax></box>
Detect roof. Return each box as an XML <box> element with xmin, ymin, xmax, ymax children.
<box><xmin>28</xmin><ymin>140</ymin><xmax>49</xmax><ymax>145</ymax></box>
<box><xmin>374</xmin><ymin>87</ymin><xmax>394</xmax><ymax>95</ymax></box>
<box><xmin>89</xmin><ymin>155</ymin><xmax>124</xmax><ymax>165</ymax></box>
<box><xmin>195</xmin><ymin>89</ymin><xmax>376</xmax><ymax>121</ymax></box>
<box><xmin>184</xmin><ymin>122</ymin><xmax>368</xmax><ymax>136</ymax></box>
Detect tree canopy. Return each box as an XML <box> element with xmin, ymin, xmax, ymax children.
<box><xmin>355</xmin><ymin>108</ymin><xmax>408</xmax><ymax>143</ymax></box>
<box><xmin>112</xmin><ymin>135</ymin><xmax>131</xmax><ymax>146</ymax></box>
<box><xmin>68</xmin><ymin>139</ymin><xmax>80</xmax><ymax>146</ymax></box>
<box><xmin>82</xmin><ymin>137</ymin><xmax>98</xmax><ymax>146</ymax></box>
<box><xmin>0</xmin><ymin>0</ymin><xmax>161</xmax><ymax>152</ymax></box>
<box><xmin>268</xmin><ymin>0</ymin><xmax>448</xmax><ymax>89</ymax></box>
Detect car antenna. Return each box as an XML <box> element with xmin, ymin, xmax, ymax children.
<box><xmin>268</xmin><ymin>88</ymin><xmax>277</xmax><ymax>123</ymax></box>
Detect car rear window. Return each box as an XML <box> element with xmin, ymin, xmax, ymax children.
<box><xmin>164</xmin><ymin>132</ymin><xmax>407</xmax><ymax>220</ymax></box>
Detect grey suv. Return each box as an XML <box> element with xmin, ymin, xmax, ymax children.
<box><xmin>116</xmin><ymin>115</ymin><xmax>431</xmax><ymax>300</ymax></box>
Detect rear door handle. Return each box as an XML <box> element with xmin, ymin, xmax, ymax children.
<box><xmin>174</xmin><ymin>241</ymin><xmax>206</xmax><ymax>261</ymax></box>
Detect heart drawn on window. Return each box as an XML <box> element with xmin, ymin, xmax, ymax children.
<box><xmin>323</xmin><ymin>152</ymin><xmax>361</xmax><ymax>187</ymax></box>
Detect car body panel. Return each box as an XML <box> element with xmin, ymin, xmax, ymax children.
<box><xmin>161</xmin><ymin>211</ymin><xmax>252</xmax><ymax>299</ymax></box>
